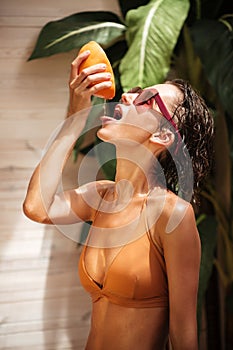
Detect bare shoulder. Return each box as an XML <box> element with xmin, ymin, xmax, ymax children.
<box><xmin>53</xmin><ymin>179</ymin><xmax>116</xmax><ymax>224</ymax></box>
<box><xmin>149</xmin><ymin>190</ymin><xmax>198</xmax><ymax>247</ymax></box>
<box><xmin>148</xmin><ymin>189</ymin><xmax>194</xmax><ymax>227</ymax></box>
<box><xmin>76</xmin><ymin>179</ymin><xmax>114</xmax><ymax>193</ymax></box>
<box><xmin>163</xmin><ymin>191</ymin><xmax>195</xmax><ymax>232</ymax></box>
<box><xmin>162</xmin><ymin>192</ymin><xmax>199</xmax><ymax>248</ymax></box>
<box><xmin>74</xmin><ymin>179</ymin><xmax>115</xmax><ymax>209</ymax></box>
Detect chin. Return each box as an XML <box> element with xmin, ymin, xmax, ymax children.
<box><xmin>98</xmin><ymin>128</ymin><xmax>121</xmax><ymax>148</ymax></box>
<box><xmin>97</xmin><ymin>127</ymin><xmax>111</xmax><ymax>142</ymax></box>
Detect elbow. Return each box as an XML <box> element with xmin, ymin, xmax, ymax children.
<box><xmin>22</xmin><ymin>199</ymin><xmax>51</xmax><ymax>224</ymax></box>
<box><xmin>22</xmin><ymin>200</ymin><xmax>36</xmax><ymax>221</ymax></box>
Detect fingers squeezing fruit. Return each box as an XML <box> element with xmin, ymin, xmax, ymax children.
<box><xmin>78</xmin><ymin>41</ymin><xmax>115</xmax><ymax>100</ymax></box>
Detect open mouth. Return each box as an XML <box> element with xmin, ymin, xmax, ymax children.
<box><xmin>100</xmin><ymin>104</ymin><xmax>123</xmax><ymax>125</ymax></box>
<box><xmin>113</xmin><ymin>104</ymin><xmax>122</xmax><ymax>120</ymax></box>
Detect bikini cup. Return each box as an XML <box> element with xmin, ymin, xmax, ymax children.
<box><xmin>78</xmin><ymin>192</ymin><xmax>168</xmax><ymax>308</ymax></box>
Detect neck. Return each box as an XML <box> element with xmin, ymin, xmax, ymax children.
<box><xmin>113</xmin><ymin>142</ymin><xmax>160</xmax><ymax>198</ymax></box>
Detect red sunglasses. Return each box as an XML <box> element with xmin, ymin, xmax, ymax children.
<box><xmin>128</xmin><ymin>86</ymin><xmax>181</xmax><ymax>153</ymax></box>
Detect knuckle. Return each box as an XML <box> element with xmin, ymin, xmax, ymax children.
<box><xmin>71</xmin><ymin>60</ymin><xmax>77</xmax><ymax>68</ymax></box>
<box><xmin>85</xmin><ymin>75</ymin><xmax>93</xmax><ymax>84</ymax></box>
<box><xmin>92</xmin><ymin>84</ymin><xmax>98</xmax><ymax>91</ymax></box>
<box><xmin>79</xmin><ymin>70</ymin><xmax>87</xmax><ymax>79</ymax></box>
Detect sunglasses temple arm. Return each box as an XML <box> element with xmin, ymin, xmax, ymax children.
<box><xmin>154</xmin><ymin>95</ymin><xmax>181</xmax><ymax>154</ymax></box>
<box><xmin>154</xmin><ymin>95</ymin><xmax>173</xmax><ymax>123</ymax></box>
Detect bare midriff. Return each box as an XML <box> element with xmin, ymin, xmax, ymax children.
<box><xmin>85</xmin><ymin>298</ymin><xmax>169</xmax><ymax>350</ymax></box>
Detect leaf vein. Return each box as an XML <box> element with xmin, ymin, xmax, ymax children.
<box><xmin>139</xmin><ymin>2</ymin><xmax>161</xmax><ymax>85</ymax></box>
<box><xmin>45</xmin><ymin>22</ymin><xmax>126</xmax><ymax>49</ymax></box>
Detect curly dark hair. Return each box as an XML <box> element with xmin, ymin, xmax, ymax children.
<box><xmin>157</xmin><ymin>79</ymin><xmax>214</xmax><ymax>205</ymax></box>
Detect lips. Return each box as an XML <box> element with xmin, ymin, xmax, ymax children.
<box><xmin>100</xmin><ymin>104</ymin><xmax>123</xmax><ymax>125</ymax></box>
<box><xmin>100</xmin><ymin>116</ymin><xmax>115</xmax><ymax>125</ymax></box>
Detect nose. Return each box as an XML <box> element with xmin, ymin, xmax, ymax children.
<box><xmin>120</xmin><ymin>92</ymin><xmax>137</xmax><ymax>105</ymax></box>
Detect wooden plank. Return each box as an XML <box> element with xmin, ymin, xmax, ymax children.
<box><xmin>0</xmin><ymin>292</ymin><xmax>90</xmax><ymax>323</ymax></box>
<box><xmin>0</xmin><ymin>281</ymin><xmax>86</xmax><ymax>302</ymax></box>
<box><xmin>0</xmin><ymin>75</ymin><xmax>68</xmax><ymax>89</ymax></box>
<box><xmin>0</xmin><ymin>54</ymin><xmax>73</xmax><ymax>75</ymax></box>
<box><xmin>0</xmin><ymin>57</ymin><xmax>72</xmax><ymax>80</ymax></box>
<box><xmin>0</xmin><ymin>236</ymin><xmax>81</xmax><ymax>259</ymax></box>
<box><xmin>0</xmin><ymin>326</ymin><xmax>89</xmax><ymax>349</ymax></box>
<box><xmin>0</xmin><ymin>315</ymin><xmax>91</xmax><ymax>336</ymax></box>
<box><xmin>0</xmin><ymin>60</ymin><xmax>73</xmax><ymax>86</ymax></box>
<box><xmin>0</xmin><ymin>1</ymin><xmax>120</xmax><ymax>348</ymax></box>
<box><xmin>0</xmin><ymin>153</ymin><xmax>41</xmax><ymax>168</ymax></box>
<box><xmin>0</xmin><ymin>330</ymin><xmax>89</xmax><ymax>350</ymax></box>
<box><xmin>0</xmin><ymin>16</ymin><xmax>62</xmax><ymax>27</ymax></box>
<box><xmin>0</xmin><ymin>109</ymin><xmax>66</xmax><ymax>121</ymax></box>
<box><xmin>0</xmin><ymin>0</ymin><xmax>120</xmax><ymax>17</ymax></box>
<box><xmin>0</xmin><ymin>119</ymin><xmax>63</xmax><ymax>139</ymax></box>
<box><xmin>0</xmin><ymin>27</ymin><xmax>45</xmax><ymax>50</ymax></box>
<box><xmin>0</xmin><ymin>91</ymin><xmax>68</xmax><ymax>110</ymax></box>
<box><xmin>0</xmin><ymin>267</ymin><xmax>80</xmax><ymax>291</ymax></box>
<box><xmin>0</xmin><ymin>251</ymin><xmax>81</xmax><ymax>274</ymax></box>
<box><xmin>0</xmin><ymin>227</ymin><xmax>83</xmax><ymax>258</ymax></box>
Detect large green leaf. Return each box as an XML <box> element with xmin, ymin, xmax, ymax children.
<box><xmin>105</xmin><ymin>40</ymin><xmax>127</xmax><ymax>100</ymax></box>
<box><xmin>94</xmin><ymin>137</ymin><xmax>116</xmax><ymax>180</ymax></box>
<box><xmin>191</xmin><ymin>17</ymin><xmax>233</xmax><ymax>117</ymax></box>
<box><xmin>28</xmin><ymin>11</ymin><xmax>126</xmax><ymax>60</ymax></box>
<box><xmin>119</xmin><ymin>0</ymin><xmax>190</xmax><ymax>90</ymax></box>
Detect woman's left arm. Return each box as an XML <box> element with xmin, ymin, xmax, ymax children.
<box><xmin>162</xmin><ymin>202</ymin><xmax>201</xmax><ymax>350</ymax></box>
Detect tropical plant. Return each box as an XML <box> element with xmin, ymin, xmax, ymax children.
<box><xmin>28</xmin><ymin>0</ymin><xmax>233</xmax><ymax>348</ymax></box>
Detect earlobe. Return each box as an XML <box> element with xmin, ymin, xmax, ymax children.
<box><xmin>150</xmin><ymin>129</ymin><xmax>174</xmax><ymax>147</ymax></box>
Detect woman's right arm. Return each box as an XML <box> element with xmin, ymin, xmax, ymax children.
<box><xmin>23</xmin><ymin>49</ymin><xmax>112</xmax><ymax>225</ymax></box>
<box><xmin>23</xmin><ymin>113</ymin><xmax>91</xmax><ymax>225</ymax></box>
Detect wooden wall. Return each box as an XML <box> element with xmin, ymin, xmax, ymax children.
<box><xmin>0</xmin><ymin>1</ymin><xmax>120</xmax><ymax>349</ymax></box>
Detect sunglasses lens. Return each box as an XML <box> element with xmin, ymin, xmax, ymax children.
<box><xmin>134</xmin><ymin>89</ymin><xmax>157</xmax><ymax>106</ymax></box>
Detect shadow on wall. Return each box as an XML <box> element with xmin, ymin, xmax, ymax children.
<box><xmin>42</xmin><ymin>226</ymin><xmax>91</xmax><ymax>349</ymax></box>
<box><xmin>42</xmin><ymin>155</ymin><xmax>93</xmax><ymax>349</ymax></box>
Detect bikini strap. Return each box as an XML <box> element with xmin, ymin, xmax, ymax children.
<box><xmin>143</xmin><ymin>189</ymin><xmax>164</xmax><ymax>255</ymax></box>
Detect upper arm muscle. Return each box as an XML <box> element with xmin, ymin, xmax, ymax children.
<box><xmin>160</xmin><ymin>202</ymin><xmax>201</xmax><ymax>346</ymax></box>
<box><xmin>46</xmin><ymin>180</ymin><xmax>112</xmax><ymax>225</ymax></box>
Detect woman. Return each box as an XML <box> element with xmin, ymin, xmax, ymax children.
<box><xmin>23</xmin><ymin>49</ymin><xmax>214</xmax><ymax>350</ymax></box>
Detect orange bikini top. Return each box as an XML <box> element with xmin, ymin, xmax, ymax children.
<box><xmin>78</xmin><ymin>202</ymin><xmax>168</xmax><ymax>309</ymax></box>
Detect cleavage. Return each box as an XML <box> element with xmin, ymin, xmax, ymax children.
<box><xmin>84</xmin><ymin>193</ymin><xmax>148</xmax><ymax>287</ymax></box>
<box><xmin>84</xmin><ymin>245</ymin><xmax>124</xmax><ymax>288</ymax></box>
